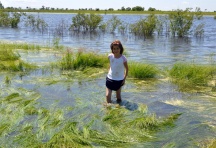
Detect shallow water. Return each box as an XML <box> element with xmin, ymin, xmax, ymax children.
<box><xmin>0</xmin><ymin>13</ymin><xmax>216</xmax><ymax>147</ymax></box>
<box><xmin>1</xmin><ymin>66</ymin><xmax>215</xmax><ymax>147</ymax></box>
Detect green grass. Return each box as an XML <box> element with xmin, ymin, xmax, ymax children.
<box><xmin>0</xmin><ymin>48</ymin><xmax>37</xmax><ymax>72</ymax></box>
<box><xmin>0</xmin><ymin>41</ymin><xmax>48</xmax><ymax>72</ymax></box>
<box><xmin>210</xmin><ymin>139</ymin><xmax>216</xmax><ymax>148</ymax></box>
<box><xmin>169</xmin><ymin>62</ymin><xmax>216</xmax><ymax>91</ymax></box>
<box><xmin>0</xmin><ymin>88</ymin><xmax>181</xmax><ymax>147</ymax></box>
<box><xmin>0</xmin><ymin>41</ymin><xmax>41</xmax><ymax>50</ymax></box>
<box><xmin>129</xmin><ymin>62</ymin><xmax>159</xmax><ymax>79</ymax></box>
<box><xmin>59</xmin><ymin>49</ymin><xmax>109</xmax><ymax>71</ymax></box>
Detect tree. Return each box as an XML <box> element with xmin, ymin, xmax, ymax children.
<box><xmin>130</xmin><ymin>14</ymin><xmax>158</xmax><ymax>37</ymax></box>
<box><xmin>70</xmin><ymin>13</ymin><xmax>103</xmax><ymax>31</ymax></box>
<box><xmin>121</xmin><ymin>6</ymin><xmax>125</xmax><ymax>11</ymax></box>
<box><xmin>0</xmin><ymin>1</ymin><xmax>4</xmax><ymax>9</ymax></box>
<box><xmin>126</xmin><ymin>7</ymin><xmax>131</xmax><ymax>11</ymax></box>
<box><xmin>168</xmin><ymin>8</ymin><xmax>195</xmax><ymax>37</ymax></box>
<box><xmin>132</xmin><ymin>6</ymin><xmax>144</xmax><ymax>11</ymax></box>
<box><xmin>148</xmin><ymin>7</ymin><xmax>156</xmax><ymax>11</ymax></box>
<box><xmin>194</xmin><ymin>7</ymin><xmax>203</xmax><ymax>20</ymax></box>
<box><xmin>107</xmin><ymin>15</ymin><xmax>122</xmax><ymax>32</ymax></box>
<box><xmin>41</xmin><ymin>5</ymin><xmax>45</xmax><ymax>10</ymax></box>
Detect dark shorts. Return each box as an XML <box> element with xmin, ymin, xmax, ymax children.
<box><xmin>106</xmin><ymin>77</ymin><xmax>124</xmax><ymax>91</ymax></box>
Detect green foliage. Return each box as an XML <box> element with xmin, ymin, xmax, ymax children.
<box><xmin>194</xmin><ymin>7</ymin><xmax>203</xmax><ymax>20</ymax></box>
<box><xmin>4</xmin><ymin>75</ymin><xmax>11</xmax><ymax>85</ymax></box>
<box><xmin>10</xmin><ymin>12</ymin><xmax>22</xmax><ymax>28</ymax></box>
<box><xmin>168</xmin><ymin>8</ymin><xmax>194</xmax><ymax>37</ymax></box>
<box><xmin>107</xmin><ymin>15</ymin><xmax>122</xmax><ymax>32</ymax></box>
<box><xmin>24</xmin><ymin>14</ymin><xmax>48</xmax><ymax>31</ymax></box>
<box><xmin>0</xmin><ymin>88</ymin><xmax>181</xmax><ymax>147</ymax></box>
<box><xmin>98</xmin><ymin>22</ymin><xmax>107</xmax><ymax>31</ymax></box>
<box><xmin>169</xmin><ymin>62</ymin><xmax>216</xmax><ymax>91</ymax></box>
<box><xmin>132</xmin><ymin>6</ymin><xmax>144</xmax><ymax>11</ymax></box>
<box><xmin>0</xmin><ymin>60</ymin><xmax>36</xmax><ymax>72</ymax></box>
<box><xmin>73</xmin><ymin>51</ymin><xmax>108</xmax><ymax>69</ymax></box>
<box><xmin>209</xmin><ymin>139</ymin><xmax>216</xmax><ymax>148</ymax></box>
<box><xmin>0</xmin><ymin>48</ymin><xmax>20</xmax><ymax>61</ymax></box>
<box><xmin>148</xmin><ymin>7</ymin><xmax>156</xmax><ymax>11</ymax></box>
<box><xmin>60</xmin><ymin>49</ymin><xmax>108</xmax><ymax>70</ymax></box>
<box><xmin>130</xmin><ymin>14</ymin><xmax>158</xmax><ymax>37</ymax></box>
<box><xmin>0</xmin><ymin>41</ymin><xmax>41</xmax><ymax>50</ymax></box>
<box><xmin>0</xmin><ymin>10</ymin><xmax>10</xmax><ymax>26</ymax></box>
<box><xmin>52</xmin><ymin>37</ymin><xmax>63</xmax><ymax>50</ymax></box>
<box><xmin>0</xmin><ymin>42</ymin><xmax>38</xmax><ymax>72</ymax></box>
<box><xmin>0</xmin><ymin>11</ymin><xmax>23</xmax><ymax>28</ymax></box>
<box><xmin>129</xmin><ymin>62</ymin><xmax>158</xmax><ymax>79</ymax></box>
<box><xmin>87</xmin><ymin>13</ymin><xmax>103</xmax><ymax>31</ymax></box>
<box><xmin>44</xmin><ymin>122</ymin><xmax>92</xmax><ymax>147</ymax></box>
<box><xmin>70</xmin><ymin>13</ymin><xmax>103</xmax><ymax>31</ymax></box>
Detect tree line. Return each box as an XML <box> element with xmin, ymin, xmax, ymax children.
<box><xmin>0</xmin><ymin>1</ymin><xmax>157</xmax><ymax>11</ymax></box>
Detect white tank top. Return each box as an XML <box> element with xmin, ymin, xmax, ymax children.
<box><xmin>107</xmin><ymin>53</ymin><xmax>127</xmax><ymax>80</ymax></box>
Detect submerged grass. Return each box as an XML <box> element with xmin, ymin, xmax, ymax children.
<box><xmin>0</xmin><ymin>42</ymin><xmax>39</xmax><ymax>72</ymax></box>
<box><xmin>0</xmin><ymin>49</ymin><xmax>36</xmax><ymax>72</ymax></box>
<box><xmin>169</xmin><ymin>62</ymin><xmax>216</xmax><ymax>91</ymax></box>
<box><xmin>0</xmin><ymin>87</ymin><xmax>181</xmax><ymax>147</ymax></box>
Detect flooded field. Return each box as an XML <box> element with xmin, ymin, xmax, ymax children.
<box><xmin>0</xmin><ymin>12</ymin><xmax>216</xmax><ymax>147</ymax></box>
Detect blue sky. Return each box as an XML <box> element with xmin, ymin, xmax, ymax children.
<box><xmin>1</xmin><ymin>0</ymin><xmax>215</xmax><ymax>11</ymax></box>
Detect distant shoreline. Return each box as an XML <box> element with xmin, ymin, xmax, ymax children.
<box><xmin>2</xmin><ymin>9</ymin><xmax>216</xmax><ymax>16</ymax></box>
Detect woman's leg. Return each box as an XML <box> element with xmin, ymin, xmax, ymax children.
<box><xmin>116</xmin><ymin>88</ymin><xmax>122</xmax><ymax>103</ymax></box>
<box><xmin>106</xmin><ymin>87</ymin><xmax>112</xmax><ymax>103</ymax></box>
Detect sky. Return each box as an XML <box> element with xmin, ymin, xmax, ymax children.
<box><xmin>1</xmin><ymin>0</ymin><xmax>215</xmax><ymax>12</ymax></box>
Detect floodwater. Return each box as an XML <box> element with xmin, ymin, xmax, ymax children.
<box><xmin>0</xmin><ymin>13</ymin><xmax>216</xmax><ymax>147</ymax></box>
<box><xmin>0</xmin><ymin>13</ymin><xmax>216</xmax><ymax>65</ymax></box>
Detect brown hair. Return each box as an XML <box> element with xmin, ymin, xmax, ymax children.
<box><xmin>110</xmin><ymin>40</ymin><xmax>124</xmax><ymax>54</ymax></box>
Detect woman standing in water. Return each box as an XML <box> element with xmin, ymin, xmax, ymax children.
<box><xmin>105</xmin><ymin>40</ymin><xmax>128</xmax><ymax>104</ymax></box>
